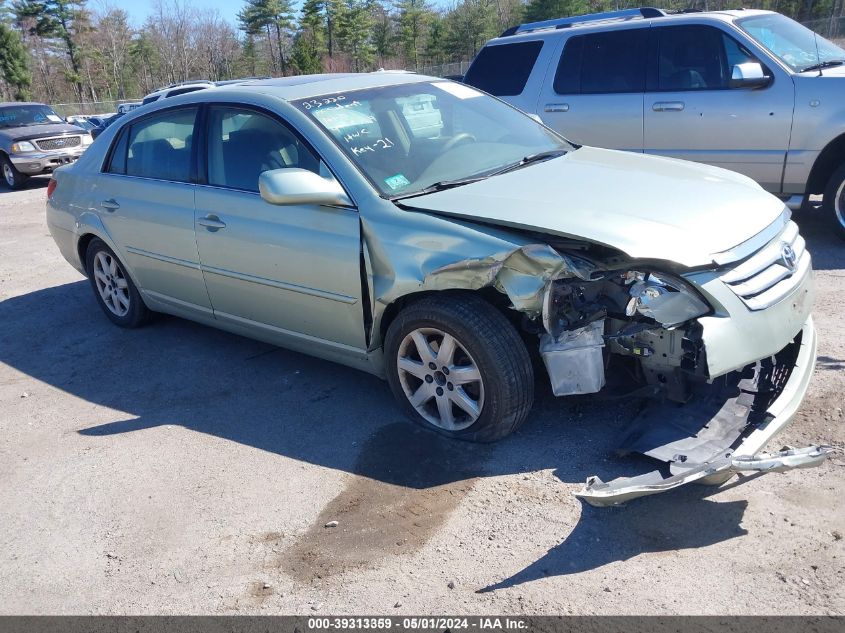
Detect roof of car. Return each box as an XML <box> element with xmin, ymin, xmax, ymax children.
<box><xmin>0</xmin><ymin>102</ymin><xmax>49</xmax><ymax>108</ymax></box>
<box><xmin>490</xmin><ymin>8</ymin><xmax>774</xmax><ymax>43</ymax></box>
<box><xmin>213</xmin><ymin>71</ymin><xmax>437</xmax><ymax>101</ymax></box>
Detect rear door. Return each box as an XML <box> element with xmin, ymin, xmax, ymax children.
<box><xmin>643</xmin><ymin>24</ymin><xmax>794</xmax><ymax>192</ymax></box>
<box><xmin>538</xmin><ymin>27</ymin><xmax>648</xmax><ymax>151</ymax></box>
<box><xmin>193</xmin><ymin>104</ymin><xmax>366</xmax><ymax>351</ymax></box>
<box><xmin>96</xmin><ymin>106</ymin><xmax>211</xmax><ymax>313</ymax></box>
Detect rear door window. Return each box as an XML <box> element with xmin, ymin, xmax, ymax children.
<box><xmin>554</xmin><ymin>29</ymin><xmax>648</xmax><ymax>94</ymax></box>
<box><xmin>464</xmin><ymin>41</ymin><xmax>544</xmax><ymax>96</ymax></box>
<box><xmin>123</xmin><ymin>108</ymin><xmax>197</xmax><ymax>182</ymax></box>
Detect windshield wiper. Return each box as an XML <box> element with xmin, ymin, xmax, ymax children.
<box><xmin>390</xmin><ymin>176</ymin><xmax>486</xmax><ymax>201</ymax></box>
<box><xmin>799</xmin><ymin>59</ymin><xmax>845</xmax><ymax>72</ymax></box>
<box><xmin>488</xmin><ymin>149</ymin><xmax>568</xmax><ymax>177</ymax></box>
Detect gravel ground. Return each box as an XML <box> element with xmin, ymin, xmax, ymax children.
<box><xmin>0</xmin><ymin>178</ymin><xmax>843</xmax><ymax>615</ymax></box>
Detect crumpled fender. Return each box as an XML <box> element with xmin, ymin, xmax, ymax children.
<box><xmin>424</xmin><ymin>244</ymin><xmax>597</xmax><ymax>317</ymax></box>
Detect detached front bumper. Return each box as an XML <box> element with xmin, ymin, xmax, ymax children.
<box><xmin>9</xmin><ymin>148</ymin><xmax>85</xmax><ymax>175</ymax></box>
<box><xmin>576</xmin><ymin>317</ymin><xmax>832</xmax><ymax>507</ymax></box>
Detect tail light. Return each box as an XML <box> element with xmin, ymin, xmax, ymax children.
<box><xmin>47</xmin><ymin>178</ymin><xmax>57</xmax><ymax>199</ymax></box>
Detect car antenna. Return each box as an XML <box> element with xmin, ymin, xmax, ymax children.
<box><xmin>814</xmin><ymin>30</ymin><xmax>823</xmax><ymax>76</ymax></box>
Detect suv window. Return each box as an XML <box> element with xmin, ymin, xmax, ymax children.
<box><xmin>464</xmin><ymin>41</ymin><xmax>543</xmax><ymax>97</ymax></box>
<box><xmin>554</xmin><ymin>29</ymin><xmax>647</xmax><ymax>94</ymax></box>
<box><xmin>115</xmin><ymin>108</ymin><xmax>197</xmax><ymax>182</ymax></box>
<box><xmin>655</xmin><ymin>26</ymin><xmax>758</xmax><ymax>91</ymax></box>
<box><xmin>206</xmin><ymin>106</ymin><xmax>327</xmax><ymax>192</ymax></box>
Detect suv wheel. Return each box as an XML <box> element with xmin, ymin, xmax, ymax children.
<box><xmin>1</xmin><ymin>155</ymin><xmax>28</xmax><ymax>190</ymax></box>
<box><xmin>385</xmin><ymin>294</ymin><xmax>534</xmax><ymax>442</ymax></box>
<box><xmin>823</xmin><ymin>163</ymin><xmax>845</xmax><ymax>241</ymax></box>
<box><xmin>85</xmin><ymin>238</ymin><xmax>149</xmax><ymax>328</ymax></box>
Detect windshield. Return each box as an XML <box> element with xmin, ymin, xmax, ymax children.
<box><xmin>292</xmin><ymin>81</ymin><xmax>572</xmax><ymax>198</ymax></box>
<box><xmin>737</xmin><ymin>13</ymin><xmax>845</xmax><ymax>72</ymax></box>
<box><xmin>0</xmin><ymin>104</ymin><xmax>65</xmax><ymax>129</ymax></box>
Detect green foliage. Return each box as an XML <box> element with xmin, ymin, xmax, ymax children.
<box><xmin>0</xmin><ymin>20</ymin><xmax>31</xmax><ymax>99</ymax></box>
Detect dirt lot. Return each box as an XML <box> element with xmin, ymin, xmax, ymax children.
<box><xmin>0</xmin><ymin>177</ymin><xmax>843</xmax><ymax>615</ymax></box>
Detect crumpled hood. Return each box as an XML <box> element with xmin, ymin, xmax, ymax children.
<box><xmin>0</xmin><ymin>123</ymin><xmax>85</xmax><ymax>142</ymax></box>
<box><xmin>404</xmin><ymin>146</ymin><xmax>787</xmax><ymax>268</ymax></box>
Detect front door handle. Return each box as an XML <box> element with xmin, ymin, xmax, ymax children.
<box><xmin>100</xmin><ymin>199</ymin><xmax>120</xmax><ymax>212</ymax></box>
<box><xmin>652</xmin><ymin>101</ymin><xmax>685</xmax><ymax>112</ymax></box>
<box><xmin>197</xmin><ymin>215</ymin><xmax>226</xmax><ymax>231</ymax></box>
<box><xmin>544</xmin><ymin>103</ymin><xmax>570</xmax><ymax>112</ymax></box>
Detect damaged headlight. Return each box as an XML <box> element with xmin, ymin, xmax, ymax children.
<box><xmin>624</xmin><ymin>272</ymin><xmax>709</xmax><ymax>328</ymax></box>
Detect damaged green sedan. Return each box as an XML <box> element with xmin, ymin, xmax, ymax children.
<box><xmin>46</xmin><ymin>73</ymin><xmax>831</xmax><ymax>505</ymax></box>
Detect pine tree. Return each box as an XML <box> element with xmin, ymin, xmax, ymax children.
<box><xmin>0</xmin><ymin>21</ymin><xmax>32</xmax><ymax>99</ymax></box>
<box><xmin>394</xmin><ymin>0</ymin><xmax>433</xmax><ymax>68</ymax></box>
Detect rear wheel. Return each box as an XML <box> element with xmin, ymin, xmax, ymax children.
<box><xmin>385</xmin><ymin>294</ymin><xmax>534</xmax><ymax>442</ymax></box>
<box><xmin>1</xmin><ymin>155</ymin><xmax>28</xmax><ymax>190</ymax></box>
<box><xmin>85</xmin><ymin>238</ymin><xmax>149</xmax><ymax>328</ymax></box>
<box><xmin>823</xmin><ymin>163</ymin><xmax>845</xmax><ymax>241</ymax></box>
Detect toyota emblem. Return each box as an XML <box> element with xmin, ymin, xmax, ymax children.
<box><xmin>780</xmin><ymin>243</ymin><xmax>798</xmax><ymax>272</ymax></box>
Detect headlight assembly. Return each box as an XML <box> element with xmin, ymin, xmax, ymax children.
<box><xmin>624</xmin><ymin>271</ymin><xmax>710</xmax><ymax>328</ymax></box>
<box><xmin>81</xmin><ymin>133</ymin><xmax>93</xmax><ymax>146</ymax></box>
<box><xmin>10</xmin><ymin>141</ymin><xmax>36</xmax><ymax>153</ymax></box>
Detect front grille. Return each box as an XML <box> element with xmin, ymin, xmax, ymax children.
<box><xmin>720</xmin><ymin>220</ymin><xmax>811</xmax><ymax>311</ymax></box>
<box><xmin>35</xmin><ymin>136</ymin><xmax>81</xmax><ymax>151</ymax></box>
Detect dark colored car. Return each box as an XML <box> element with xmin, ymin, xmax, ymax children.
<box><xmin>1</xmin><ymin>102</ymin><xmax>93</xmax><ymax>189</ymax></box>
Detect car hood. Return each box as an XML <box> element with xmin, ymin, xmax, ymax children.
<box><xmin>402</xmin><ymin>146</ymin><xmax>787</xmax><ymax>268</ymax></box>
<box><xmin>0</xmin><ymin>123</ymin><xmax>84</xmax><ymax>142</ymax></box>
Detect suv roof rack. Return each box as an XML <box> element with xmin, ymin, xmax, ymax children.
<box><xmin>500</xmin><ymin>7</ymin><xmax>665</xmax><ymax>37</ymax></box>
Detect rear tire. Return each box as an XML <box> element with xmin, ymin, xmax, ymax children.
<box><xmin>823</xmin><ymin>163</ymin><xmax>845</xmax><ymax>241</ymax></box>
<box><xmin>85</xmin><ymin>238</ymin><xmax>149</xmax><ymax>328</ymax></box>
<box><xmin>385</xmin><ymin>293</ymin><xmax>534</xmax><ymax>442</ymax></box>
<box><xmin>1</xmin><ymin>155</ymin><xmax>28</xmax><ymax>190</ymax></box>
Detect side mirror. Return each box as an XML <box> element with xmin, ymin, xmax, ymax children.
<box><xmin>730</xmin><ymin>62</ymin><xmax>771</xmax><ymax>89</ymax></box>
<box><xmin>258</xmin><ymin>168</ymin><xmax>352</xmax><ymax>207</ymax></box>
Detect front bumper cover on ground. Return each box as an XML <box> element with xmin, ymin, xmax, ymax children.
<box><xmin>576</xmin><ymin>317</ymin><xmax>832</xmax><ymax>507</ymax></box>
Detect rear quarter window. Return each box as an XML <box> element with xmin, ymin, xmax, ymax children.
<box><xmin>464</xmin><ymin>41</ymin><xmax>544</xmax><ymax>97</ymax></box>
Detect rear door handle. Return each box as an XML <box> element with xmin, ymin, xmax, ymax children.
<box><xmin>652</xmin><ymin>101</ymin><xmax>685</xmax><ymax>112</ymax></box>
<box><xmin>100</xmin><ymin>199</ymin><xmax>120</xmax><ymax>212</ymax></box>
<box><xmin>544</xmin><ymin>103</ymin><xmax>570</xmax><ymax>112</ymax></box>
<box><xmin>197</xmin><ymin>215</ymin><xmax>226</xmax><ymax>231</ymax></box>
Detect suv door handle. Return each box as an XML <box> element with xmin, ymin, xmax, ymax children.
<box><xmin>652</xmin><ymin>101</ymin><xmax>685</xmax><ymax>112</ymax></box>
<box><xmin>197</xmin><ymin>215</ymin><xmax>226</xmax><ymax>231</ymax></box>
<box><xmin>100</xmin><ymin>199</ymin><xmax>120</xmax><ymax>212</ymax></box>
<box><xmin>544</xmin><ymin>103</ymin><xmax>570</xmax><ymax>112</ymax></box>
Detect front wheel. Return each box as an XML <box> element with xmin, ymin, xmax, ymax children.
<box><xmin>384</xmin><ymin>294</ymin><xmax>534</xmax><ymax>442</ymax></box>
<box><xmin>823</xmin><ymin>163</ymin><xmax>845</xmax><ymax>241</ymax></box>
<box><xmin>1</xmin><ymin>155</ymin><xmax>28</xmax><ymax>190</ymax></box>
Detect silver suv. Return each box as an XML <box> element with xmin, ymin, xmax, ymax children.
<box><xmin>463</xmin><ymin>8</ymin><xmax>845</xmax><ymax>239</ymax></box>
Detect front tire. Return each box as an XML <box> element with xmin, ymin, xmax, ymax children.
<box><xmin>1</xmin><ymin>155</ymin><xmax>28</xmax><ymax>190</ymax></box>
<box><xmin>823</xmin><ymin>163</ymin><xmax>845</xmax><ymax>241</ymax></box>
<box><xmin>85</xmin><ymin>238</ymin><xmax>149</xmax><ymax>328</ymax></box>
<box><xmin>385</xmin><ymin>294</ymin><xmax>534</xmax><ymax>442</ymax></box>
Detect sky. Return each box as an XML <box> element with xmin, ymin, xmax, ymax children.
<box><xmin>122</xmin><ymin>0</ymin><xmax>247</xmax><ymax>26</ymax></box>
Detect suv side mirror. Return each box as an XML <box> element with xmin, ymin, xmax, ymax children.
<box><xmin>730</xmin><ymin>62</ymin><xmax>771</xmax><ymax>89</ymax></box>
<box><xmin>259</xmin><ymin>168</ymin><xmax>352</xmax><ymax>207</ymax></box>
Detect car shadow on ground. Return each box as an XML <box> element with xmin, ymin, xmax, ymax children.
<box><xmin>0</xmin><ymin>175</ymin><xmax>50</xmax><ymax>193</ymax></box>
<box><xmin>793</xmin><ymin>205</ymin><xmax>845</xmax><ymax>271</ymax></box>
<box><xmin>2</xmin><ymin>221</ymin><xmax>840</xmax><ymax>587</ymax></box>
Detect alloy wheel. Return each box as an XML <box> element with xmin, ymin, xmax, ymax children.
<box><xmin>396</xmin><ymin>327</ymin><xmax>484</xmax><ymax>431</ymax></box>
<box><xmin>93</xmin><ymin>251</ymin><xmax>130</xmax><ymax>317</ymax></box>
<box><xmin>835</xmin><ymin>178</ymin><xmax>845</xmax><ymax>233</ymax></box>
<box><xmin>3</xmin><ymin>163</ymin><xmax>14</xmax><ymax>188</ymax></box>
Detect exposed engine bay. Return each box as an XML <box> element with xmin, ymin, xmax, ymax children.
<box><xmin>424</xmin><ymin>237</ymin><xmax>830</xmax><ymax>505</ymax></box>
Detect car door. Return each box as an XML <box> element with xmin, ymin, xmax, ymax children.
<box><xmin>643</xmin><ymin>24</ymin><xmax>794</xmax><ymax>192</ymax></box>
<box><xmin>193</xmin><ymin>104</ymin><xmax>366</xmax><ymax>351</ymax></box>
<box><xmin>537</xmin><ymin>27</ymin><xmax>648</xmax><ymax>152</ymax></box>
<box><xmin>96</xmin><ymin>106</ymin><xmax>211</xmax><ymax>313</ymax></box>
